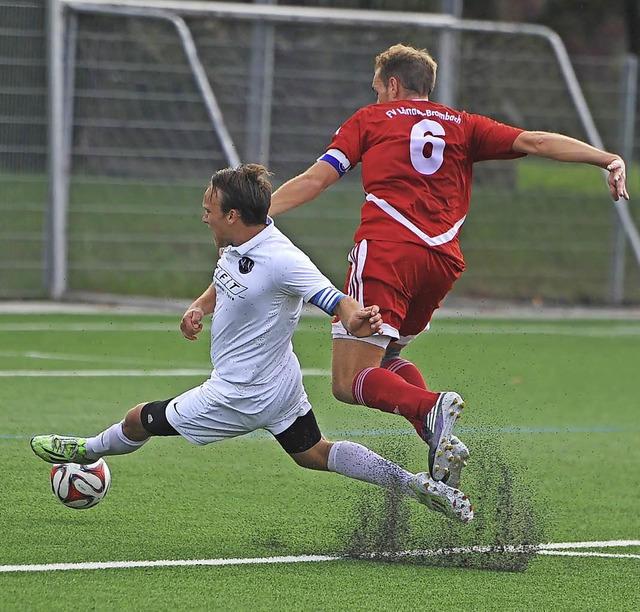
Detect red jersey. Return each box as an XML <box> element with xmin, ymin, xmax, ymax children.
<box><xmin>319</xmin><ymin>100</ymin><xmax>525</xmax><ymax>267</ymax></box>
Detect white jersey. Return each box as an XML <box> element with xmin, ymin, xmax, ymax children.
<box><xmin>210</xmin><ymin>219</ymin><xmax>337</xmax><ymax>385</ymax></box>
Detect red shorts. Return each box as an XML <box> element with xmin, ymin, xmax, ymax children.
<box><xmin>340</xmin><ymin>239</ymin><xmax>464</xmax><ymax>344</ymax></box>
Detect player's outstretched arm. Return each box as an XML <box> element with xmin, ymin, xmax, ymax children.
<box><xmin>512</xmin><ymin>131</ymin><xmax>629</xmax><ymax>201</ymax></box>
<box><xmin>334</xmin><ymin>297</ymin><xmax>383</xmax><ymax>338</ymax></box>
<box><xmin>269</xmin><ymin>161</ymin><xmax>340</xmax><ymax>216</ymax></box>
<box><xmin>180</xmin><ymin>283</ymin><xmax>217</xmax><ymax>340</ymax></box>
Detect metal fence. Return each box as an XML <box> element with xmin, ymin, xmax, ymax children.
<box><xmin>0</xmin><ymin>1</ymin><xmax>47</xmax><ymax>296</ymax></box>
<box><xmin>1</xmin><ymin>0</ymin><xmax>639</xmax><ymax>304</ymax></box>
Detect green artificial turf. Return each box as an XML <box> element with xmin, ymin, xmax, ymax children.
<box><xmin>0</xmin><ymin>312</ymin><xmax>638</xmax><ymax>610</ymax></box>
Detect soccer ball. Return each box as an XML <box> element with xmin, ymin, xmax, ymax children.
<box><xmin>50</xmin><ymin>459</ymin><xmax>111</xmax><ymax>509</ymax></box>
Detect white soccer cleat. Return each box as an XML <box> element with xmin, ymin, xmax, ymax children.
<box><xmin>422</xmin><ymin>391</ymin><xmax>467</xmax><ymax>485</ymax></box>
<box><xmin>409</xmin><ymin>471</ymin><xmax>473</xmax><ymax>524</ymax></box>
<box><xmin>442</xmin><ymin>435</ymin><xmax>470</xmax><ymax>490</ymax></box>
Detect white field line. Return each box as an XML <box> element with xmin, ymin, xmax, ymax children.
<box><xmin>0</xmin><ymin>368</ymin><xmax>330</xmax><ymax>377</ymax></box>
<box><xmin>1</xmin><ymin>540</ymin><xmax>638</xmax><ymax>573</ymax></box>
<box><xmin>0</xmin><ymin>350</ymin><xmax>203</xmax><ymax>368</ymax></box>
<box><xmin>0</xmin><ymin>323</ymin><xmax>175</xmax><ymax>332</ymax></box>
<box><xmin>538</xmin><ymin>551</ymin><xmax>640</xmax><ymax>559</ymax></box>
<box><xmin>1</xmin><ymin>322</ymin><xmax>640</xmax><ymax>337</ymax></box>
<box><xmin>0</xmin><ymin>555</ymin><xmax>338</xmax><ymax>573</ymax></box>
<box><xmin>542</xmin><ymin>539</ymin><xmax>640</xmax><ymax>549</ymax></box>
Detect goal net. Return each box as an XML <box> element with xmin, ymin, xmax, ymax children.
<box><xmin>47</xmin><ymin>0</ymin><xmax>640</xmax><ymax>305</ymax></box>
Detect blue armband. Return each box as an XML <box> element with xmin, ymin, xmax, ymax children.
<box><xmin>309</xmin><ymin>287</ymin><xmax>347</xmax><ymax>315</ymax></box>
<box><xmin>318</xmin><ymin>148</ymin><xmax>351</xmax><ymax>178</ymax></box>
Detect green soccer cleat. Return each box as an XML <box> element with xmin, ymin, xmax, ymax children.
<box><xmin>30</xmin><ymin>434</ymin><xmax>90</xmax><ymax>465</ymax></box>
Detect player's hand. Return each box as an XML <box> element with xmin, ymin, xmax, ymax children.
<box><xmin>607</xmin><ymin>158</ymin><xmax>629</xmax><ymax>201</ymax></box>
<box><xmin>345</xmin><ymin>304</ymin><xmax>383</xmax><ymax>338</ymax></box>
<box><xmin>180</xmin><ymin>307</ymin><xmax>205</xmax><ymax>340</ymax></box>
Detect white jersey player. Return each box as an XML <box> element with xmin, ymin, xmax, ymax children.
<box><xmin>30</xmin><ymin>164</ymin><xmax>473</xmax><ymax>524</ymax></box>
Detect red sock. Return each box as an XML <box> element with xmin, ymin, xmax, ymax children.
<box><xmin>383</xmin><ymin>357</ymin><xmax>427</xmax><ymax>389</ymax></box>
<box><xmin>352</xmin><ymin>367</ymin><xmax>439</xmax><ymax>431</ymax></box>
<box><xmin>382</xmin><ymin>358</ymin><xmax>430</xmax><ymax>435</ymax></box>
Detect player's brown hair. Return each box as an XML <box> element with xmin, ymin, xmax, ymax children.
<box><xmin>375</xmin><ymin>43</ymin><xmax>438</xmax><ymax>96</ymax></box>
<box><xmin>207</xmin><ymin>163</ymin><xmax>273</xmax><ymax>226</ymax></box>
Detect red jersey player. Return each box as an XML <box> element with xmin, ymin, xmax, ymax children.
<box><xmin>269</xmin><ymin>43</ymin><xmax>629</xmax><ymax>489</ymax></box>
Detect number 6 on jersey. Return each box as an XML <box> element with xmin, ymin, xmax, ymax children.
<box><xmin>410</xmin><ymin>119</ymin><xmax>445</xmax><ymax>175</ymax></box>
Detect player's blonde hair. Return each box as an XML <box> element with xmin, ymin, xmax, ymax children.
<box><xmin>374</xmin><ymin>44</ymin><xmax>437</xmax><ymax>96</ymax></box>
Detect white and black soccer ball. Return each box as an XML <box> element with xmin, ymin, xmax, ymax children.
<box><xmin>50</xmin><ymin>459</ymin><xmax>111</xmax><ymax>509</ymax></box>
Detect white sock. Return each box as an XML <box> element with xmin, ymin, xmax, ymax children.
<box><xmin>85</xmin><ymin>421</ymin><xmax>148</xmax><ymax>460</ymax></box>
<box><xmin>327</xmin><ymin>440</ymin><xmax>418</xmax><ymax>500</ymax></box>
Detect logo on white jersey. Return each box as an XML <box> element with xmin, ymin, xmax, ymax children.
<box><xmin>214</xmin><ymin>265</ymin><xmax>248</xmax><ymax>299</ymax></box>
<box><xmin>238</xmin><ymin>257</ymin><xmax>254</xmax><ymax>274</ymax></box>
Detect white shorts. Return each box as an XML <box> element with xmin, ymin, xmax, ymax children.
<box><xmin>331</xmin><ymin>320</ymin><xmax>393</xmax><ymax>348</ymax></box>
<box><xmin>165</xmin><ymin>364</ymin><xmax>312</xmax><ymax>446</ymax></box>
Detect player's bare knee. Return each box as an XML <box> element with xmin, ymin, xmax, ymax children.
<box><xmin>290</xmin><ymin>439</ymin><xmax>332</xmax><ymax>471</ymax></box>
<box><xmin>289</xmin><ymin>450</ymin><xmax>320</xmax><ymax>470</ymax></box>
<box><xmin>332</xmin><ymin>377</ymin><xmax>355</xmax><ymax>404</ymax></box>
<box><xmin>122</xmin><ymin>403</ymin><xmax>149</xmax><ymax>440</ymax></box>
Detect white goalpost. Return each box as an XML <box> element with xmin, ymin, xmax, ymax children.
<box><xmin>46</xmin><ymin>0</ymin><xmax>640</xmax><ymax>303</ymax></box>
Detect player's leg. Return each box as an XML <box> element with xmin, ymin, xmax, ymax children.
<box><xmin>381</xmin><ymin>342</ymin><xmax>427</xmax><ymax>390</ymax></box>
<box><xmin>380</xmin><ymin>341</ymin><xmax>470</xmax><ymax>488</ymax></box>
<box><xmin>273</xmin><ymin>410</ymin><xmax>472</xmax><ymax>523</ymax></box>
<box><xmin>333</xmin><ymin>240</ymin><xmax>469</xmax><ymax>485</ymax></box>
<box><xmin>332</xmin><ymin>240</ymin><xmax>442</xmax><ymax>418</ymax></box>
<box><xmin>331</xmin><ymin>337</ymin><xmax>438</xmax><ymax>422</ymax></box>
<box><xmin>85</xmin><ymin>399</ymin><xmax>180</xmax><ymax>459</ymax></box>
<box><xmin>332</xmin><ymin>344</ymin><xmax>469</xmax><ymax>487</ymax></box>
<box><xmin>30</xmin><ymin>399</ymin><xmax>179</xmax><ymax>464</ymax></box>
<box><xmin>331</xmin><ymin>343</ymin><xmax>469</xmax><ymax>487</ymax></box>
<box><xmin>274</xmin><ymin>406</ymin><xmax>415</xmax><ymax>492</ymax></box>
<box><xmin>31</xmin><ymin>371</ymin><xmax>280</xmax><ymax>466</ymax></box>
<box><xmin>379</xmin><ymin>341</ymin><xmax>432</xmax><ymax>435</ymax></box>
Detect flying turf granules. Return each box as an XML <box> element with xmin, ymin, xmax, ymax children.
<box><xmin>340</xmin><ymin>435</ymin><xmax>544</xmax><ymax>573</ymax></box>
